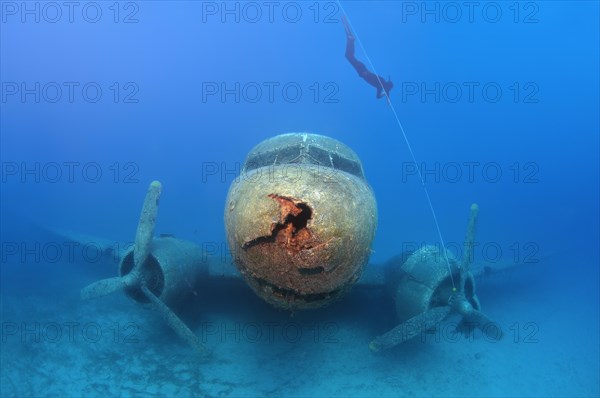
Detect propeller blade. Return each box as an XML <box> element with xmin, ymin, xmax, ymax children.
<box><xmin>140</xmin><ymin>282</ymin><xmax>209</xmax><ymax>357</ymax></box>
<box><xmin>80</xmin><ymin>276</ymin><xmax>128</xmax><ymax>300</ymax></box>
<box><xmin>369</xmin><ymin>306</ymin><xmax>452</xmax><ymax>352</ymax></box>
<box><xmin>460</xmin><ymin>203</ymin><xmax>479</xmax><ymax>287</ymax></box>
<box><xmin>132</xmin><ymin>181</ymin><xmax>162</xmax><ymax>276</ymax></box>
<box><xmin>80</xmin><ymin>181</ymin><xmax>162</xmax><ymax>303</ymax></box>
<box><xmin>463</xmin><ymin>310</ymin><xmax>504</xmax><ymax>341</ymax></box>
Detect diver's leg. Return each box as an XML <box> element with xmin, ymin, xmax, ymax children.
<box><xmin>341</xmin><ymin>15</ymin><xmax>381</xmax><ymax>89</ymax></box>
<box><xmin>344</xmin><ymin>28</ymin><xmax>369</xmax><ymax>77</ymax></box>
<box><xmin>343</xmin><ymin>15</ymin><xmax>356</xmax><ymax>62</ymax></box>
<box><xmin>341</xmin><ymin>15</ymin><xmax>353</xmax><ymax>39</ymax></box>
<box><xmin>345</xmin><ymin>35</ymin><xmax>356</xmax><ymax>61</ymax></box>
<box><xmin>344</xmin><ymin>25</ymin><xmax>368</xmax><ymax>75</ymax></box>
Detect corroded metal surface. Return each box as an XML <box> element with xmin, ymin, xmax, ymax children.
<box><xmin>390</xmin><ymin>245</ymin><xmax>480</xmax><ymax>323</ymax></box>
<box><xmin>225</xmin><ymin>133</ymin><xmax>377</xmax><ymax>310</ymax></box>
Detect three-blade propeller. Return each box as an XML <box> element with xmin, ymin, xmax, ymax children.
<box><xmin>370</xmin><ymin>204</ymin><xmax>503</xmax><ymax>352</ymax></box>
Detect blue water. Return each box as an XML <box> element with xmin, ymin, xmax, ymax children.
<box><xmin>1</xmin><ymin>1</ymin><xmax>598</xmax><ymax>397</ymax></box>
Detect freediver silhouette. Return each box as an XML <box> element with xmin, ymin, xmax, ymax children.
<box><xmin>342</xmin><ymin>15</ymin><xmax>394</xmax><ymax>101</ymax></box>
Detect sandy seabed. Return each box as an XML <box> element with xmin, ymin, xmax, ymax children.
<box><xmin>1</xmin><ymin>259</ymin><xmax>598</xmax><ymax>398</ymax></box>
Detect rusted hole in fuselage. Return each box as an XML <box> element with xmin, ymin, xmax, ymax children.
<box><xmin>242</xmin><ymin>194</ymin><xmax>323</xmax><ymax>271</ymax></box>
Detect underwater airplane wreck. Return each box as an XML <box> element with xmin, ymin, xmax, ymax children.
<box><xmin>75</xmin><ymin>133</ymin><xmax>508</xmax><ymax>356</ymax></box>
